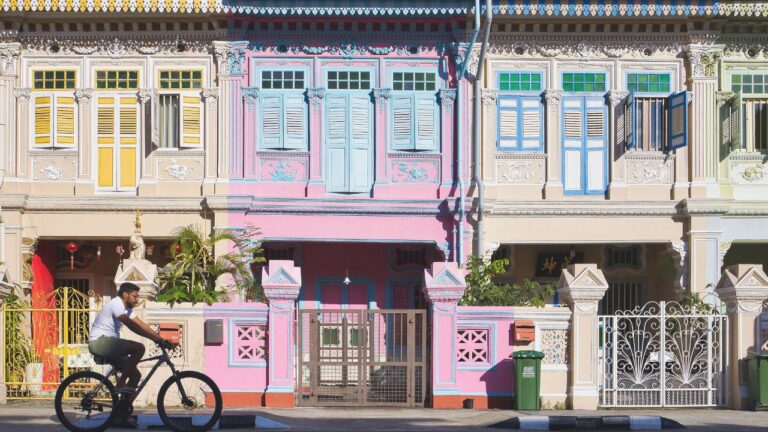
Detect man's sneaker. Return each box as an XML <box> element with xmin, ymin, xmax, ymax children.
<box><xmin>111</xmin><ymin>416</ymin><xmax>137</xmax><ymax>429</ymax></box>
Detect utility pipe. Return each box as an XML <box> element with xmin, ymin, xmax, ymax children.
<box><xmin>472</xmin><ymin>0</ymin><xmax>492</xmax><ymax>259</ymax></box>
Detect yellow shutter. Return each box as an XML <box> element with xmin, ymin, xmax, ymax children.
<box><xmin>181</xmin><ymin>95</ymin><xmax>202</xmax><ymax>148</ymax></box>
<box><xmin>119</xmin><ymin>97</ymin><xmax>138</xmax><ymax>188</ymax></box>
<box><xmin>96</xmin><ymin>97</ymin><xmax>115</xmax><ymax>188</ymax></box>
<box><xmin>33</xmin><ymin>96</ymin><xmax>53</xmax><ymax>146</ymax></box>
<box><xmin>55</xmin><ymin>95</ymin><xmax>76</xmax><ymax>147</ymax></box>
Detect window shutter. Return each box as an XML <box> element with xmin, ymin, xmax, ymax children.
<box><xmin>282</xmin><ymin>94</ymin><xmax>307</xmax><ymax>150</ymax></box>
<box><xmin>625</xmin><ymin>91</ymin><xmax>637</xmax><ymax>149</ymax></box>
<box><xmin>414</xmin><ymin>94</ymin><xmax>438</xmax><ymax>151</ymax></box>
<box><xmin>326</xmin><ymin>95</ymin><xmax>349</xmax><ymax>192</ymax></box>
<box><xmin>730</xmin><ymin>92</ymin><xmax>743</xmax><ymax>151</ymax></box>
<box><xmin>181</xmin><ymin>94</ymin><xmax>203</xmax><ymax>148</ymax></box>
<box><xmin>54</xmin><ymin>95</ymin><xmax>76</xmax><ymax>148</ymax></box>
<box><xmin>585</xmin><ymin>97</ymin><xmax>607</xmax><ymax>194</ymax></box>
<box><xmin>119</xmin><ymin>97</ymin><xmax>138</xmax><ymax>188</ymax></box>
<box><xmin>259</xmin><ymin>95</ymin><xmax>282</xmax><ymax>149</ymax></box>
<box><xmin>562</xmin><ymin>97</ymin><xmax>585</xmax><ymax>193</ymax></box>
<box><xmin>667</xmin><ymin>91</ymin><xmax>688</xmax><ymax>151</ymax></box>
<box><xmin>33</xmin><ymin>95</ymin><xmax>53</xmax><ymax>147</ymax></box>
<box><xmin>497</xmin><ymin>96</ymin><xmax>519</xmax><ymax>149</ymax></box>
<box><xmin>349</xmin><ymin>95</ymin><xmax>373</xmax><ymax>192</ymax></box>
<box><xmin>520</xmin><ymin>95</ymin><xmax>543</xmax><ymax>150</ymax></box>
<box><xmin>96</xmin><ymin>97</ymin><xmax>116</xmax><ymax>187</ymax></box>
<box><xmin>391</xmin><ymin>95</ymin><xmax>413</xmax><ymax>150</ymax></box>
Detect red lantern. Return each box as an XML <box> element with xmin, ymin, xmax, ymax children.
<box><xmin>65</xmin><ymin>242</ymin><xmax>79</xmax><ymax>270</ymax></box>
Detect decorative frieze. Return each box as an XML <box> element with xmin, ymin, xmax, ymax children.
<box><xmin>489</xmin><ymin>40</ymin><xmax>684</xmax><ymax>59</ymax></box>
<box><xmin>260</xmin><ymin>159</ymin><xmax>308</xmax><ymax>182</ymax></box>
<box><xmin>20</xmin><ymin>37</ymin><xmax>209</xmax><ymax>56</ymax></box>
<box><xmin>625</xmin><ymin>152</ymin><xmax>674</xmax><ymax>185</ymax></box>
<box><xmin>391</xmin><ymin>160</ymin><xmax>439</xmax><ymax>184</ymax></box>
<box><xmin>495</xmin><ymin>155</ymin><xmax>545</xmax><ymax>185</ymax></box>
<box><xmin>31</xmin><ymin>153</ymin><xmax>78</xmax><ymax>182</ymax></box>
<box><xmin>155</xmin><ymin>154</ymin><xmax>204</xmax><ymax>182</ymax></box>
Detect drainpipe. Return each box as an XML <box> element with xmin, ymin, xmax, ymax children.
<box><xmin>455</xmin><ymin>0</ymin><xmax>482</xmax><ymax>264</ymax></box>
<box><xmin>472</xmin><ymin>0</ymin><xmax>493</xmax><ymax>259</ymax></box>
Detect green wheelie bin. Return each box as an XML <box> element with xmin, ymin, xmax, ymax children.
<box><xmin>747</xmin><ymin>352</ymin><xmax>768</xmax><ymax>410</ymax></box>
<box><xmin>513</xmin><ymin>350</ymin><xmax>544</xmax><ymax>410</ymax></box>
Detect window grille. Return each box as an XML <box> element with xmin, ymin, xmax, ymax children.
<box><xmin>393</xmin><ymin>72</ymin><xmax>435</xmax><ymax>91</ymax></box>
<box><xmin>627</xmin><ymin>73</ymin><xmax>671</xmax><ymax>94</ymax></box>
<box><xmin>456</xmin><ymin>328</ymin><xmax>489</xmax><ymax>364</ymax></box>
<box><xmin>233</xmin><ymin>323</ymin><xmax>266</xmax><ymax>362</ymax></box>
<box><xmin>261</xmin><ymin>70</ymin><xmax>305</xmax><ymax>90</ymax></box>
<box><xmin>159</xmin><ymin>70</ymin><xmax>202</xmax><ymax>89</ymax></box>
<box><xmin>563</xmin><ymin>72</ymin><xmax>606</xmax><ymax>93</ymax></box>
<box><xmin>327</xmin><ymin>70</ymin><xmax>371</xmax><ymax>90</ymax></box>
<box><xmin>96</xmin><ymin>70</ymin><xmax>139</xmax><ymax>90</ymax></box>
<box><xmin>499</xmin><ymin>72</ymin><xmax>542</xmax><ymax>92</ymax></box>
<box><xmin>33</xmin><ymin>70</ymin><xmax>76</xmax><ymax>90</ymax></box>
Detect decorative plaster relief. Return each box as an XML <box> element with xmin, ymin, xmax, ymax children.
<box><xmin>494</xmin><ymin>154</ymin><xmax>545</xmax><ymax>185</ymax></box>
<box><xmin>31</xmin><ymin>154</ymin><xmax>77</xmax><ymax>181</ymax></box>
<box><xmin>156</xmin><ymin>156</ymin><xmax>203</xmax><ymax>181</ymax></box>
<box><xmin>260</xmin><ymin>159</ymin><xmax>308</xmax><ymax>182</ymax></box>
<box><xmin>730</xmin><ymin>162</ymin><xmax>768</xmax><ymax>184</ymax></box>
<box><xmin>625</xmin><ymin>152</ymin><xmax>674</xmax><ymax>185</ymax></box>
<box><xmin>390</xmin><ymin>160</ymin><xmax>439</xmax><ymax>183</ymax></box>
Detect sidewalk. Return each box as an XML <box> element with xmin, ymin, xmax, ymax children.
<box><xmin>1</xmin><ymin>403</ymin><xmax>768</xmax><ymax>431</ymax></box>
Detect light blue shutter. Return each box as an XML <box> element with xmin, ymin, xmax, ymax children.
<box><xmin>349</xmin><ymin>95</ymin><xmax>373</xmax><ymax>192</ymax></box>
<box><xmin>520</xmin><ymin>95</ymin><xmax>543</xmax><ymax>151</ymax></box>
<box><xmin>625</xmin><ymin>91</ymin><xmax>637</xmax><ymax>149</ymax></box>
<box><xmin>667</xmin><ymin>91</ymin><xmax>688</xmax><ymax>151</ymax></box>
<box><xmin>283</xmin><ymin>94</ymin><xmax>307</xmax><ymax>150</ymax></box>
<box><xmin>326</xmin><ymin>95</ymin><xmax>348</xmax><ymax>192</ymax></box>
<box><xmin>260</xmin><ymin>95</ymin><xmax>282</xmax><ymax>149</ymax></box>
<box><xmin>497</xmin><ymin>96</ymin><xmax>519</xmax><ymax>149</ymax></box>
<box><xmin>585</xmin><ymin>97</ymin><xmax>607</xmax><ymax>194</ymax></box>
<box><xmin>414</xmin><ymin>94</ymin><xmax>438</xmax><ymax>151</ymax></box>
<box><xmin>391</xmin><ymin>95</ymin><xmax>413</xmax><ymax>150</ymax></box>
<box><xmin>562</xmin><ymin>97</ymin><xmax>584</xmax><ymax>194</ymax></box>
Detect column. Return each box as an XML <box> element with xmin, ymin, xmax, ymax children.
<box><xmin>685</xmin><ymin>44</ymin><xmax>723</xmax><ymax>199</ymax></box>
<box><xmin>439</xmin><ymin>88</ymin><xmax>457</xmax><ymax>198</ymax></box>
<box><xmin>543</xmin><ymin>89</ymin><xmax>563</xmax><ymax>199</ymax></box>
<box><xmin>213</xmin><ymin>41</ymin><xmax>248</xmax><ymax>190</ymax></box>
<box><xmin>422</xmin><ymin>262</ymin><xmax>466</xmax><ymax>408</ymax></box>
<box><xmin>14</xmin><ymin>88</ymin><xmax>31</xmax><ymax>179</ymax></box>
<box><xmin>715</xmin><ymin>264</ymin><xmax>768</xmax><ymax>409</ymax></box>
<box><xmin>557</xmin><ymin>264</ymin><xmax>609</xmax><ymax>409</ymax></box>
<box><xmin>0</xmin><ymin>43</ymin><xmax>20</xmax><ymax>181</ymax></box>
<box><xmin>688</xmin><ymin>215</ymin><xmax>723</xmax><ymax>296</ymax></box>
<box><xmin>262</xmin><ymin>260</ymin><xmax>302</xmax><ymax>407</ymax></box>
<box><xmin>241</xmin><ymin>87</ymin><xmax>259</xmax><ymax>178</ymax></box>
<box><xmin>74</xmin><ymin>88</ymin><xmax>94</xmax><ymax>194</ymax></box>
<box><xmin>307</xmin><ymin>87</ymin><xmax>326</xmax><ymax>196</ymax></box>
<box><xmin>607</xmin><ymin>91</ymin><xmax>628</xmax><ymax>200</ymax></box>
<box><xmin>480</xmin><ymin>89</ymin><xmax>497</xmax><ymax>188</ymax></box>
<box><xmin>136</xmin><ymin>89</ymin><xmax>156</xmax><ymax>194</ymax></box>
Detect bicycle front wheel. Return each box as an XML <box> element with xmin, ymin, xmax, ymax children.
<box><xmin>54</xmin><ymin>370</ymin><xmax>117</xmax><ymax>432</ymax></box>
<box><xmin>157</xmin><ymin>371</ymin><xmax>223</xmax><ymax>432</ymax></box>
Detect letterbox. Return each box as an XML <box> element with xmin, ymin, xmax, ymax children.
<box><xmin>204</xmin><ymin>319</ymin><xmax>224</xmax><ymax>345</ymax></box>
<box><xmin>158</xmin><ymin>322</ymin><xmax>181</xmax><ymax>344</ymax></box>
<box><xmin>512</xmin><ymin>320</ymin><xmax>535</xmax><ymax>343</ymax></box>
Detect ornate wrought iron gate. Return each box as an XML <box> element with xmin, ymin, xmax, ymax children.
<box><xmin>3</xmin><ymin>287</ymin><xmax>100</xmax><ymax>400</ymax></box>
<box><xmin>598</xmin><ymin>301</ymin><xmax>728</xmax><ymax>407</ymax></box>
<box><xmin>297</xmin><ymin>309</ymin><xmax>427</xmax><ymax>407</ymax></box>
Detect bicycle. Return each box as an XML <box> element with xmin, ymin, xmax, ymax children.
<box><xmin>54</xmin><ymin>342</ymin><xmax>223</xmax><ymax>432</ymax></box>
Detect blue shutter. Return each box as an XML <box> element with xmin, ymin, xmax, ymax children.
<box><xmin>667</xmin><ymin>91</ymin><xmax>688</xmax><ymax>151</ymax></box>
<box><xmin>414</xmin><ymin>94</ymin><xmax>438</xmax><ymax>151</ymax></box>
<box><xmin>326</xmin><ymin>95</ymin><xmax>348</xmax><ymax>192</ymax></box>
<box><xmin>497</xmin><ymin>95</ymin><xmax>519</xmax><ymax>149</ymax></box>
<box><xmin>562</xmin><ymin>96</ymin><xmax>584</xmax><ymax>194</ymax></box>
<box><xmin>391</xmin><ymin>95</ymin><xmax>413</xmax><ymax>150</ymax></box>
<box><xmin>260</xmin><ymin>95</ymin><xmax>282</xmax><ymax>149</ymax></box>
<box><xmin>625</xmin><ymin>91</ymin><xmax>636</xmax><ymax>149</ymax></box>
<box><xmin>349</xmin><ymin>95</ymin><xmax>373</xmax><ymax>193</ymax></box>
<box><xmin>520</xmin><ymin>95</ymin><xmax>543</xmax><ymax>151</ymax></box>
<box><xmin>283</xmin><ymin>94</ymin><xmax>307</xmax><ymax>150</ymax></box>
<box><xmin>584</xmin><ymin>97</ymin><xmax>607</xmax><ymax>194</ymax></box>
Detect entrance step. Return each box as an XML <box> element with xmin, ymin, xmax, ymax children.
<box><xmin>132</xmin><ymin>413</ymin><xmax>290</xmax><ymax>430</ymax></box>
<box><xmin>489</xmin><ymin>415</ymin><xmax>684</xmax><ymax>431</ymax></box>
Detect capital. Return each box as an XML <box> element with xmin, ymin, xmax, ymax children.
<box><xmin>213</xmin><ymin>41</ymin><xmax>248</xmax><ymax>77</ymax></box>
<box><xmin>685</xmin><ymin>44</ymin><xmax>724</xmax><ymax>78</ymax></box>
<box><xmin>439</xmin><ymin>88</ymin><xmax>457</xmax><ymax>108</ymax></box>
<box><xmin>0</xmin><ymin>42</ymin><xmax>21</xmax><ymax>76</ymax></box>
<box><xmin>138</xmin><ymin>88</ymin><xmax>153</xmax><ymax>104</ymax></box>
<box><xmin>481</xmin><ymin>89</ymin><xmax>498</xmax><ymax>108</ymax></box>
<box><xmin>608</xmin><ymin>90</ymin><xmax>629</xmax><ymax>107</ymax></box>
<box><xmin>307</xmin><ymin>87</ymin><xmax>326</xmax><ymax>107</ymax></box>
<box><xmin>202</xmin><ymin>87</ymin><xmax>219</xmax><ymax>104</ymax></box>
<box><xmin>372</xmin><ymin>88</ymin><xmax>392</xmax><ymax>103</ymax></box>
<box><xmin>544</xmin><ymin>89</ymin><xmax>564</xmax><ymax>107</ymax></box>
<box><xmin>14</xmin><ymin>87</ymin><xmax>31</xmax><ymax>102</ymax></box>
<box><xmin>242</xmin><ymin>87</ymin><xmax>260</xmax><ymax>106</ymax></box>
<box><xmin>716</xmin><ymin>91</ymin><xmax>735</xmax><ymax>108</ymax></box>
<box><xmin>74</xmin><ymin>88</ymin><xmax>94</xmax><ymax>103</ymax></box>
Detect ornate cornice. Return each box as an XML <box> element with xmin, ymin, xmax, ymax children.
<box><xmin>254</xmin><ymin>41</ymin><xmax>449</xmax><ymax>58</ymax></box>
<box><xmin>494</xmin><ymin>152</ymin><xmax>547</xmax><ymax>160</ymax></box>
<box><xmin>489</xmin><ymin>39</ymin><xmax>685</xmax><ymax>59</ymax></box>
<box><xmin>213</xmin><ymin>41</ymin><xmax>247</xmax><ymax>77</ymax></box>
<box><xmin>624</xmin><ymin>151</ymin><xmax>676</xmax><ymax>161</ymax></box>
<box><xmin>19</xmin><ymin>37</ymin><xmax>210</xmax><ymax>56</ymax></box>
<box><xmin>249</xmin><ymin>204</ymin><xmax>445</xmax><ymax>217</ymax></box>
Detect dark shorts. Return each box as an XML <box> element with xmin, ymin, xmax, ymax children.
<box><xmin>88</xmin><ymin>336</ymin><xmax>144</xmax><ymax>369</ymax></box>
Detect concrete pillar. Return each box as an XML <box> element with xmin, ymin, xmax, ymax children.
<box><xmin>715</xmin><ymin>264</ymin><xmax>768</xmax><ymax>410</ymax></box>
<box><xmin>557</xmin><ymin>264</ymin><xmax>609</xmax><ymax>409</ymax></box>
<box><xmin>262</xmin><ymin>260</ymin><xmax>301</xmax><ymax>407</ymax></box>
<box><xmin>543</xmin><ymin>90</ymin><xmax>563</xmax><ymax>199</ymax></box>
<box><xmin>422</xmin><ymin>262</ymin><xmax>466</xmax><ymax>408</ymax></box>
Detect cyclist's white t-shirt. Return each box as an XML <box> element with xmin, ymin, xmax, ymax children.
<box><xmin>89</xmin><ymin>297</ymin><xmax>136</xmax><ymax>341</ymax></box>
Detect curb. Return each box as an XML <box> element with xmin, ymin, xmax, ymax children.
<box><xmin>136</xmin><ymin>414</ymin><xmax>291</xmax><ymax>430</ymax></box>
<box><xmin>489</xmin><ymin>416</ymin><xmax>685</xmax><ymax>431</ymax></box>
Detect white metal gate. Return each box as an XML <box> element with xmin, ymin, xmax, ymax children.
<box><xmin>598</xmin><ymin>301</ymin><xmax>728</xmax><ymax>407</ymax></box>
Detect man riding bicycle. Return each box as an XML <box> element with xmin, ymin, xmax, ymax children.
<box><xmin>88</xmin><ymin>282</ymin><xmax>175</xmax><ymax>425</ymax></box>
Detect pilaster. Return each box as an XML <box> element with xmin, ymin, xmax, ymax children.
<box><xmin>0</xmin><ymin>43</ymin><xmax>20</xmax><ymax>184</ymax></box>
<box><xmin>439</xmin><ymin>88</ymin><xmax>457</xmax><ymax>197</ymax></box>
<box><xmin>14</xmin><ymin>88</ymin><xmax>31</xmax><ymax>179</ymax></box>
<box><xmin>480</xmin><ymin>89</ymin><xmax>497</xmax><ymax>187</ymax></box>
<box><xmin>688</xmin><ymin>218</ymin><xmax>722</xmax><ymax>296</ymax></box>
<box><xmin>202</xmin><ymin>87</ymin><xmax>219</xmax><ymax>195</ymax></box>
<box><xmin>715</xmin><ymin>264</ymin><xmax>768</xmax><ymax>409</ymax></box>
<box><xmin>213</xmin><ymin>41</ymin><xmax>248</xmax><ymax>187</ymax></box>
<box><xmin>307</xmin><ymin>87</ymin><xmax>326</xmax><ymax>196</ymax></box>
<box><xmin>262</xmin><ymin>260</ymin><xmax>302</xmax><ymax>408</ymax></box>
<box><xmin>75</xmin><ymin>88</ymin><xmax>94</xmax><ymax>195</ymax></box>
<box><xmin>241</xmin><ymin>87</ymin><xmax>259</xmax><ymax>178</ymax></box>
<box><xmin>607</xmin><ymin>91</ymin><xmax>628</xmax><ymax>199</ymax></box>
<box><xmin>544</xmin><ymin>90</ymin><xmax>563</xmax><ymax>199</ymax></box>
<box><xmin>557</xmin><ymin>264</ymin><xmax>609</xmax><ymax>410</ymax></box>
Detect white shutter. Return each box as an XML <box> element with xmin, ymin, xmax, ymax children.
<box><xmin>497</xmin><ymin>96</ymin><xmax>518</xmax><ymax>149</ymax></box>
<box><xmin>283</xmin><ymin>94</ymin><xmax>307</xmax><ymax>150</ymax></box>
<box><xmin>520</xmin><ymin>96</ymin><xmax>543</xmax><ymax>150</ymax></box>
<box><xmin>260</xmin><ymin>95</ymin><xmax>282</xmax><ymax>149</ymax></box>
<box><xmin>391</xmin><ymin>95</ymin><xmax>413</xmax><ymax>150</ymax></box>
<box><xmin>414</xmin><ymin>94</ymin><xmax>438</xmax><ymax>151</ymax></box>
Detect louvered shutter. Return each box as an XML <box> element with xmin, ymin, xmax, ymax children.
<box><xmin>667</xmin><ymin>91</ymin><xmax>688</xmax><ymax>151</ymax></box>
<box><xmin>625</xmin><ymin>91</ymin><xmax>637</xmax><ymax>149</ymax></box>
<box><xmin>119</xmin><ymin>97</ymin><xmax>138</xmax><ymax>188</ymax></box>
<box><xmin>562</xmin><ymin>97</ymin><xmax>584</xmax><ymax>194</ymax></box>
<box><xmin>282</xmin><ymin>94</ymin><xmax>307</xmax><ymax>150</ymax></box>
<box><xmin>259</xmin><ymin>95</ymin><xmax>282</xmax><ymax>149</ymax></box>
<box><xmin>55</xmin><ymin>95</ymin><xmax>76</xmax><ymax>148</ymax></box>
<box><xmin>497</xmin><ymin>96</ymin><xmax>519</xmax><ymax>149</ymax></box>
<box><xmin>391</xmin><ymin>95</ymin><xmax>413</xmax><ymax>150</ymax></box>
<box><xmin>585</xmin><ymin>97</ymin><xmax>607</xmax><ymax>194</ymax></box>
<box><xmin>349</xmin><ymin>95</ymin><xmax>373</xmax><ymax>192</ymax></box>
<box><xmin>181</xmin><ymin>94</ymin><xmax>203</xmax><ymax>148</ymax></box>
<box><xmin>33</xmin><ymin>95</ymin><xmax>53</xmax><ymax>147</ymax></box>
<box><xmin>414</xmin><ymin>94</ymin><xmax>438</xmax><ymax>151</ymax></box>
<box><xmin>96</xmin><ymin>97</ymin><xmax>116</xmax><ymax>187</ymax></box>
<box><xmin>326</xmin><ymin>95</ymin><xmax>348</xmax><ymax>192</ymax></box>
<box><xmin>520</xmin><ymin>95</ymin><xmax>543</xmax><ymax>150</ymax></box>
<box><xmin>731</xmin><ymin>92</ymin><xmax>743</xmax><ymax>151</ymax></box>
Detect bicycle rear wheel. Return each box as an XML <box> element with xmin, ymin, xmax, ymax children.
<box><xmin>157</xmin><ymin>371</ymin><xmax>222</xmax><ymax>432</ymax></box>
<box><xmin>54</xmin><ymin>370</ymin><xmax>118</xmax><ymax>432</ymax></box>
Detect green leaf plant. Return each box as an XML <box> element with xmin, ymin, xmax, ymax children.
<box><xmin>460</xmin><ymin>255</ymin><xmax>554</xmax><ymax>307</ymax></box>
